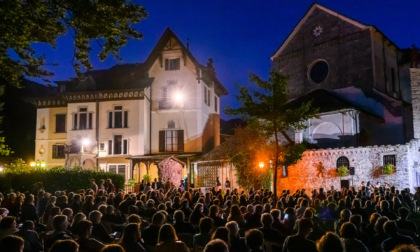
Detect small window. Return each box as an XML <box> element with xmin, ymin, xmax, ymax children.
<box><xmin>336</xmin><ymin>156</ymin><xmax>349</xmax><ymax>168</ymax></box>
<box><xmin>55</xmin><ymin>114</ymin><xmax>66</xmax><ymax>133</ymax></box>
<box><xmin>214</xmin><ymin>96</ymin><xmax>218</xmax><ymax>112</ymax></box>
<box><xmin>73</xmin><ymin>108</ymin><xmax>92</xmax><ymax>130</ymax></box>
<box><xmin>168</xmin><ymin>121</ymin><xmax>175</xmax><ymax>129</ymax></box>
<box><xmin>383</xmin><ymin>155</ymin><xmax>396</xmax><ymax>166</ymax></box>
<box><xmin>165</xmin><ymin>58</ymin><xmax>180</xmax><ymax>71</ymax></box>
<box><xmin>108</xmin><ymin>165</ymin><xmax>117</xmax><ymax>174</ymax></box>
<box><xmin>118</xmin><ymin>165</ymin><xmax>126</xmax><ymax>178</ymax></box>
<box><xmin>109</xmin><ymin>106</ymin><xmax>128</xmax><ymax>128</ymax></box>
<box><xmin>100</xmin><ymin>143</ymin><xmax>105</xmax><ymax>151</ymax></box>
<box><xmin>207</xmin><ymin>89</ymin><xmax>211</xmax><ymax>106</ymax></box>
<box><xmin>52</xmin><ymin>145</ymin><xmax>65</xmax><ymax>159</ymax></box>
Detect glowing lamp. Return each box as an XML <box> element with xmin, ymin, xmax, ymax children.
<box><xmin>41</xmin><ymin>161</ymin><xmax>46</xmax><ymax>168</ymax></box>
<box><xmin>0</xmin><ymin>167</ymin><xmax>3</xmax><ymax>172</ymax></box>
<box><xmin>30</xmin><ymin>162</ymin><xmax>36</xmax><ymax>167</ymax></box>
<box><xmin>82</xmin><ymin>138</ymin><xmax>90</xmax><ymax>146</ymax></box>
<box><xmin>259</xmin><ymin>162</ymin><xmax>264</xmax><ymax>169</ymax></box>
<box><xmin>174</xmin><ymin>91</ymin><xmax>183</xmax><ymax>104</ymax></box>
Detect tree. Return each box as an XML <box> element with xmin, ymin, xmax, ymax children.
<box><xmin>228</xmin><ymin>123</ymin><xmax>273</xmax><ymax>190</ymax></box>
<box><xmin>0</xmin><ymin>0</ymin><xmax>147</xmax><ymax>85</ymax></box>
<box><xmin>225</xmin><ymin>71</ymin><xmax>318</xmax><ymax>200</ymax></box>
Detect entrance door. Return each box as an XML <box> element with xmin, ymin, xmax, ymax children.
<box><xmin>341</xmin><ymin>180</ymin><xmax>349</xmax><ymax>190</ymax></box>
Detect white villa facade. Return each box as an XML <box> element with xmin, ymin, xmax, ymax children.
<box><xmin>32</xmin><ymin>28</ymin><xmax>227</xmax><ymax>184</ymax></box>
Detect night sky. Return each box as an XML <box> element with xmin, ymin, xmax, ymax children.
<box><xmin>29</xmin><ymin>0</ymin><xmax>420</xmax><ymax>119</ymax></box>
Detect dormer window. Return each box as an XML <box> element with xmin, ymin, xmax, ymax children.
<box><xmin>165</xmin><ymin>58</ymin><xmax>180</xmax><ymax>71</ymax></box>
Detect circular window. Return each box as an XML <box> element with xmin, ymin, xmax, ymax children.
<box><xmin>309</xmin><ymin>60</ymin><xmax>329</xmax><ymax>84</ymax></box>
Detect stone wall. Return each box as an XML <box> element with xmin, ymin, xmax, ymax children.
<box><xmin>410</xmin><ymin>68</ymin><xmax>420</xmax><ymax>139</ymax></box>
<box><xmin>277</xmin><ymin>139</ymin><xmax>420</xmax><ymax>194</ymax></box>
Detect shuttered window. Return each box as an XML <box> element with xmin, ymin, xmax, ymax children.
<box><xmin>159</xmin><ymin>130</ymin><xmax>184</xmax><ymax>152</ymax></box>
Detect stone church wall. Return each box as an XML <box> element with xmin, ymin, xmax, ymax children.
<box><xmin>277</xmin><ymin>139</ymin><xmax>420</xmax><ymax>194</ymax></box>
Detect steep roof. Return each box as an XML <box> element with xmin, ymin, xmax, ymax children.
<box><xmin>144</xmin><ymin>28</ymin><xmax>228</xmax><ymax>96</ymax></box>
<box><xmin>57</xmin><ymin>28</ymin><xmax>227</xmax><ymax>96</ymax></box>
<box><xmin>271</xmin><ymin>3</ymin><xmax>399</xmax><ymax>60</ymax></box>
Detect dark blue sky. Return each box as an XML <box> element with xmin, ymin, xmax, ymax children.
<box><xmin>30</xmin><ymin>0</ymin><xmax>420</xmax><ymax>119</ymax></box>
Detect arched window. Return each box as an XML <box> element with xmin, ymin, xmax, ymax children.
<box><xmin>168</xmin><ymin>120</ymin><xmax>175</xmax><ymax>129</ymax></box>
<box><xmin>336</xmin><ymin>156</ymin><xmax>349</xmax><ymax>168</ymax></box>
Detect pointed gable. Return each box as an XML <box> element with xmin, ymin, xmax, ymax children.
<box><xmin>271</xmin><ymin>3</ymin><xmax>369</xmax><ymax>60</ymax></box>
<box><xmin>144</xmin><ymin>28</ymin><xmax>227</xmax><ymax>96</ymax></box>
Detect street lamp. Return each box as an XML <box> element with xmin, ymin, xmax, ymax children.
<box><xmin>259</xmin><ymin>161</ymin><xmax>264</xmax><ymax>169</ymax></box>
<box><xmin>0</xmin><ymin>167</ymin><xmax>3</xmax><ymax>172</ymax></box>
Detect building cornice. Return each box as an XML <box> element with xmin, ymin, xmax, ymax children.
<box><xmin>32</xmin><ymin>88</ymin><xmax>146</xmax><ymax>108</ymax></box>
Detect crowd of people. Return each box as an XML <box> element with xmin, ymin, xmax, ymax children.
<box><xmin>0</xmin><ymin>177</ymin><xmax>420</xmax><ymax>252</ymax></box>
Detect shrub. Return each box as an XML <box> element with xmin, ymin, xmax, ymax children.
<box><xmin>337</xmin><ymin>165</ymin><xmax>349</xmax><ymax>177</ymax></box>
<box><xmin>143</xmin><ymin>174</ymin><xmax>152</xmax><ymax>183</ymax></box>
<box><xmin>0</xmin><ymin>166</ymin><xmax>124</xmax><ymax>194</ymax></box>
<box><xmin>383</xmin><ymin>164</ymin><xmax>396</xmax><ymax>175</ymax></box>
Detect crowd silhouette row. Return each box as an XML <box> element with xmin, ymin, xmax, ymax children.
<box><xmin>1</xmin><ymin>178</ymin><xmax>420</xmax><ymax>252</ymax></box>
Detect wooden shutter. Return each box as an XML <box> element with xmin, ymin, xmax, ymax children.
<box><xmin>108</xmin><ymin>112</ymin><xmax>113</xmax><ymax>128</ymax></box>
<box><xmin>73</xmin><ymin>114</ymin><xmax>78</xmax><ymax>130</ymax></box>
<box><xmin>124</xmin><ymin>111</ymin><xmax>128</xmax><ymax>128</ymax></box>
<box><xmin>52</xmin><ymin>145</ymin><xmax>58</xmax><ymax>159</ymax></box>
<box><xmin>159</xmin><ymin>131</ymin><xmax>165</xmax><ymax>152</ymax></box>
<box><xmin>178</xmin><ymin>130</ymin><xmax>184</xmax><ymax>152</ymax></box>
<box><xmin>88</xmin><ymin>113</ymin><xmax>93</xmax><ymax>129</ymax></box>
<box><xmin>108</xmin><ymin>140</ymin><xmax>112</xmax><ymax>155</ymax></box>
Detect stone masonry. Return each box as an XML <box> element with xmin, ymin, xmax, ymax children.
<box><xmin>277</xmin><ymin>139</ymin><xmax>420</xmax><ymax>194</ymax></box>
<box><xmin>410</xmin><ymin>68</ymin><xmax>420</xmax><ymax>139</ymax></box>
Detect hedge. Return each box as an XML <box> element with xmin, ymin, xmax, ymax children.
<box><xmin>0</xmin><ymin>167</ymin><xmax>125</xmax><ymax>194</ymax></box>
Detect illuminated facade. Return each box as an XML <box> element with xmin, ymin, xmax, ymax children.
<box><xmin>32</xmin><ymin>28</ymin><xmax>227</xmax><ymax>183</ymax></box>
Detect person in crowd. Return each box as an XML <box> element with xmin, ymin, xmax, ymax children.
<box><xmin>317</xmin><ymin>232</ymin><xmax>345</xmax><ymax>252</ymax></box>
<box><xmin>155</xmin><ymin>223</ymin><xmax>189</xmax><ymax>252</ymax></box>
<box><xmin>245</xmin><ymin>229</ymin><xmax>264</xmax><ymax>252</ymax></box>
<box><xmin>225</xmin><ymin>178</ymin><xmax>231</xmax><ymax>189</ymax></box>
<box><xmin>396</xmin><ymin>207</ymin><xmax>418</xmax><ymax>235</ymax></box>
<box><xmin>282</xmin><ymin>218</ymin><xmax>317</xmax><ymax>252</ymax></box>
<box><xmin>89</xmin><ymin>210</ymin><xmax>113</xmax><ymax>243</ymax></box>
<box><xmin>14</xmin><ymin>220</ymin><xmax>43</xmax><ymax>252</ymax></box>
<box><xmin>152</xmin><ymin>178</ymin><xmax>160</xmax><ymax>191</ymax></box>
<box><xmin>75</xmin><ymin>219</ymin><xmax>105</xmax><ymax>252</ymax></box>
<box><xmin>193</xmin><ymin>217</ymin><xmax>214</xmax><ymax>249</ymax></box>
<box><xmin>49</xmin><ymin>240</ymin><xmax>79</xmax><ymax>252</ymax></box>
<box><xmin>173</xmin><ymin>210</ymin><xmax>196</xmax><ymax>234</ymax></box>
<box><xmin>0</xmin><ymin>235</ymin><xmax>24</xmax><ymax>252</ymax></box>
<box><xmin>106</xmin><ymin>179</ymin><xmax>116</xmax><ymax>194</ymax></box>
<box><xmin>44</xmin><ymin>215</ymin><xmax>73</xmax><ymax>251</ymax></box>
<box><xmin>90</xmin><ymin>179</ymin><xmax>98</xmax><ymax>195</ymax></box>
<box><xmin>118</xmin><ymin>223</ymin><xmax>145</xmax><ymax>252</ymax></box>
<box><xmin>190</xmin><ymin>203</ymin><xmax>204</xmax><ymax>226</ymax></box>
<box><xmin>142</xmin><ymin>212</ymin><xmax>165</xmax><ymax>247</ymax></box>
<box><xmin>216</xmin><ymin>177</ymin><xmax>221</xmax><ymax>191</ymax></box>
<box><xmin>226</xmin><ymin>220</ymin><xmax>248</xmax><ymax>252</ymax></box>
<box><xmin>339</xmin><ymin>222</ymin><xmax>369</xmax><ymax>252</ymax></box>
<box><xmin>0</xmin><ymin>216</ymin><xmax>18</xmax><ymax>241</ymax></box>
<box><xmin>211</xmin><ymin>227</ymin><xmax>230</xmax><ymax>245</ymax></box>
<box><xmin>203</xmin><ymin>239</ymin><xmax>229</xmax><ymax>252</ymax></box>
<box><xmin>20</xmin><ymin>194</ymin><xmax>38</xmax><ymax>223</ymax></box>
<box><xmin>381</xmin><ymin>220</ymin><xmax>415</xmax><ymax>252</ymax></box>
